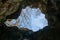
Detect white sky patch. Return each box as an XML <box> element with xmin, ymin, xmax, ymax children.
<box><xmin>5</xmin><ymin>6</ymin><xmax>48</xmax><ymax>32</ymax></box>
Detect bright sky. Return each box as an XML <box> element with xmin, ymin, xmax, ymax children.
<box><xmin>5</xmin><ymin>6</ymin><xmax>48</xmax><ymax>32</ymax></box>
<box><xmin>17</xmin><ymin>6</ymin><xmax>48</xmax><ymax>32</ymax></box>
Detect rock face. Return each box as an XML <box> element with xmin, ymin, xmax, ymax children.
<box><xmin>0</xmin><ymin>0</ymin><xmax>22</xmax><ymax>21</ymax></box>
<box><xmin>0</xmin><ymin>0</ymin><xmax>21</xmax><ymax>15</ymax></box>
<box><xmin>31</xmin><ymin>0</ymin><xmax>60</xmax><ymax>40</ymax></box>
<box><xmin>0</xmin><ymin>0</ymin><xmax>47</xmax><ymax>40</ymax></box>
<box><xmin>0</xmin><ymin>0</ymin><xmax>47</xmax><ymax>20</ymax></box>
<box><xmin>0</xmin><ymin>0</ymin><xmax>60</xmax><ymax>40</ymax></box>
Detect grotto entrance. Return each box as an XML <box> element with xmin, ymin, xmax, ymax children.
<box><xmin>5</xmin><ymin>6</ymin><xmax>48</xmax><ymax>32</ymax></box>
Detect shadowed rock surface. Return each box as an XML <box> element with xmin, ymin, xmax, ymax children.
<box><xmin>31</xmin><ymin>0</ymin><xmax>60</xmax><ymax>40</ymax></box>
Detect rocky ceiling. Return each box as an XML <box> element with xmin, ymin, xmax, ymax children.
<box><xmin>0</xmin><ymin>0</ymin><xmax>22</xmax><ymax>21</ymax></box>
<box><xmin>0</xmin><ymin>0</ymin><xmax>47</xmax><ymax>22</ymax></box>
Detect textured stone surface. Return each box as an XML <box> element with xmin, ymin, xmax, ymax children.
<box><xmin>0</xmin><ymin>0</ymin><xmax>22</xmax><ymax>21</ymax></box>
<box><xmin>0</xmin><ymin>0</ymin><xmax>60</xmax><ymax>40</ymax></box>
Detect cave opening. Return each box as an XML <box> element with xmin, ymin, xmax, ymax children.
<box><xmin>5</xmin><ymin>6</ymin><xmax>48</xmax><ymax>32</ymax></box>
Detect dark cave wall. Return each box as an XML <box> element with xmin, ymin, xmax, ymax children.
<box><xmin>31</xmin><ymin>0</ymin><xmax>60</xmax><ymax>40</ymax></box>
<box><xmin>0</xmin><ymin>0</ymin><xmax>60</xmax><ymax>40</ymax></box>
<box><xmin>47</xmin><ymin>0</ymin><xmax>60</xmax><ymax>28</ymax></box>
